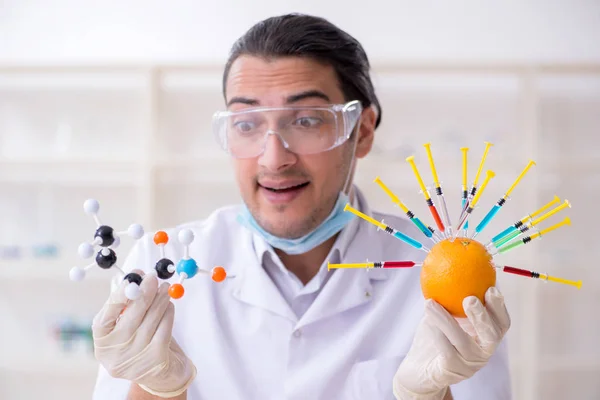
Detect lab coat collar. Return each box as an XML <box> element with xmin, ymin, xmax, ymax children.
<box><xmin>250</xmin><ymin>185</ymin><xmax>369</xmax><ymax>290</ymax></box>
<box><xmin>232</xmin><ymin>186</ymin><xmax>389</xmax><ymax>325</ymax></box>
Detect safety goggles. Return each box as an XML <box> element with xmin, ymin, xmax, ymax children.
<box><xmin>212</xmin><ymin>100</ymin><xmax>363</xmax><ymax>158</ymax></box>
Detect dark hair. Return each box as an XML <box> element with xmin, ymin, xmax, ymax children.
<box><xmin>222</xmin><ymin>13</ymin><xmax>382</xmax><ymax>129</ymax></box>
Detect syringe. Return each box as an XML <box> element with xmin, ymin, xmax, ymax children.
<box><xmin>327</xmin><ymin>260</ymin><xmax>421</xmax><ymax>270</ymax></box>
<box><xmin>495</xmin><ymin>264</ymin><xmax>581</xmax><ymax>289</ymax></box>
<box><xmin>460</xmin><ymin>147</ymin><xmax>470</xmax><ymax>236</ymax></box>
<box><xmin>373</xmin><ymin>176</ymin><xmax>441</xmax><ymax>243</ymax></box>
<box><xmin>344</xmin><ymin>204</ymin><xmax>430</xmax><ymax>252</ymax></box>
<box><xmin>424</xmin><ymin>143</ymin><xmax>453</xmax><ymax>238</ymax></box>
<box><xmin>458</xmin><ymin>142</ymin><xmax>494</xmax><ymax>224</ymax></box>
<box><xmin>471</xmin><ymin>160</ymin><xmax>536</xmax><ymax>239</ymax></box>
<box><xmin>406</xmin><ymin>155</ymin><xmax>446</xmax><ymax>235</ymax></box>
<box><xmin>486</xmin><ymin>199</ymin><xmax>570</xmax><ymax>250</ymax></box>
<box><xmin>490</xmin><ymin>195</ymin><xmax>561</xmax><ymax>244</ymax></box>
<box><xmin>453</xmin><ymin>170</ymin><xmax>496</xmax><ymax>240</ymax></box>
<box><xmin>490</xmin><ymin>217</ymin><xmax>571</xmax><ymax>256</ymax></box>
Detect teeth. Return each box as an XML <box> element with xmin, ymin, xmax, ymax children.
<box><xmin>265</xmin><ymin>182</ymin><xmax>306</xmax><ymax>191</ymax></box>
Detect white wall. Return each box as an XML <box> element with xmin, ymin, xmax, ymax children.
<box><xmin>1</xmin><ymin>0</ymin><xmax>600</xmax><ymax>64</ymax></box>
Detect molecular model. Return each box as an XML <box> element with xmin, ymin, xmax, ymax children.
<box><xmin>151</xmin><ymin>229</ymin><xmax>227</xmax><ymax>299</ymax></box>
<box><xmin>328</xmin><ymin>142</ymin><xmax>582</xmax><ymax>317</ymax></box>
<box><xmin>69</xmin><ymin>199</ymin><xmax>145</xmax><ymax>300</ymax></box>
<box><xmin>69</xmin><ymin>199</ymin><xmax>227</xmax><ymax>301</ymax></box>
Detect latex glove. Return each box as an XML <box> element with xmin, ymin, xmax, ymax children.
<box><xmin>92</xmin><ymin>270</ymin><xmax>196</xmax><ymax>398</ymax></box>
<box><xmin>393</xmin><ymin>286</ymin><xmax>510</xmax><ymax>400</ymax></box>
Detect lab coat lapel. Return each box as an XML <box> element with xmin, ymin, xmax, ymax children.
<box><xmin>296</xmin><ymin>210</ymin><xmax>389</xmax><ymax>330</ymax></box>
<box><xmin>231</xmin><ymin>234</ymin><xmax>297</xmax><ymax>323</ymax></box>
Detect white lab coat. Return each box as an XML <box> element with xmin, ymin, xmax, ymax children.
<box><xmin>92</xmin><ymin>188</ymin><xmax>511</xmax><ymax>400</ymax></box>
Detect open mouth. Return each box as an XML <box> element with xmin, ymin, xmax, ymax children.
<box><xmin>259</xmin><ymin>181</ymin><xmax>310</xmax><ymax>193</ymax></box>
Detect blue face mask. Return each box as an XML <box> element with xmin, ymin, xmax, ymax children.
<box><xmin>237</xmin><ymin>191</ymin><xmax>355</xmax><ymax>255</ymax></box>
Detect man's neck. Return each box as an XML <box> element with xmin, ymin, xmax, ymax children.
<box><xmin>274</xmin><ymin>233</ymin><xmax>338</xmax><ymax>285</ymax></box>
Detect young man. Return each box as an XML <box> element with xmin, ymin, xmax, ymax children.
<box><xmin>92</xmin><ymin>13</ymin><xmax>511</xmax><ymax>400</ymax></box>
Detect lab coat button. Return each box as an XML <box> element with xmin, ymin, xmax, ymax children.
<box><xmin>293</xmin><ymin>329</ymin><xmax>302</xmax><ymax>337</ymax></box>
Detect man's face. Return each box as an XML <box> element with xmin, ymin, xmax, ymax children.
<box><xmin>224</xmin><ymin>55</ymin><xmax>374</xmax><ymax>239</ymax></box>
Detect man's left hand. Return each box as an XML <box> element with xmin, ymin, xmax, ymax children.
<box><xmin>393</xmin><ymin>286</ymin><xmax>511</xmax><ymax>400</ymax></box>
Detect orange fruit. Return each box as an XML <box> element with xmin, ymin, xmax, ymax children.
<box><xmin>420</xmin><ymin>237</ymin><xmax>496</xmax><ymax>317</ymax></box>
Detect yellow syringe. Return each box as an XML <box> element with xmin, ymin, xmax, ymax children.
<box><xmin>406</xmin><ymin>155</ymin><xmax>446</xmax><ymax>234</ymax></box>
<box><xmin>423</xmin><ymin>143</ymin><xmax>453</xmax><ymax>237</ymax></box>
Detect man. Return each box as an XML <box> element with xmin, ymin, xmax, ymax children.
<box><xmin>92</xmin><ymin>13</ymin><xmax>511</xmax><ymax>400</ymax></box>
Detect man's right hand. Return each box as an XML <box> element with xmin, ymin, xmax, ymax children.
<box><xmin>92</xmin><ymin>270</ymin><xmax>196</xmax><ymax>398</ymax></box>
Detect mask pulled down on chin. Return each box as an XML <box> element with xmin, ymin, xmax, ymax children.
<box><xmin>236</xmin><ymin>191</ymin><xmax>355</xmax><ymax>255</ymax></box>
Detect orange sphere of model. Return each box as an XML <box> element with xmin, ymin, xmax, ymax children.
<box><xmin>154</xmin><ymin>231</ymin><xmax>169</xmax><ymax>245</ymax></box>
<box><xmin>211</xmin><ymin>266</ymin><xmax>227</xmax><ymax>282</ymax></box>
<box><xmin>168</xmin><ymin>283</ymin><xmax>185</xmax><ymax>299</ymax></box>
<box><xmin>420</xmin><ymin>237</ymin><xmax>496</xmax><ymax>318</ymax></box>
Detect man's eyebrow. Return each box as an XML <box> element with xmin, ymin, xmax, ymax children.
<box><xmin>286</xmin><ymin>90</ymin><xmax>331</xmax><ymax>104</ymax></box>
<box><xmin>226</xmin><ymin>90</ymin><xmax>331</xmax><ymax>108</ymax></box>
<box><xmin>227</xmin><ymin>97</ymin><xmax>259</xmax><ymax>107</ymax></box>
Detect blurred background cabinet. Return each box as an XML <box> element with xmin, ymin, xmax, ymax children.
<box><xmin>0</xmin><ymin>64</ymin><xmax>599</xmax><ymax>399</ymax></box>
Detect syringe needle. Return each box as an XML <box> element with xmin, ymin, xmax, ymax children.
<box><xmin>488</xmin><ymin>200</ymin><xmax>571</xmax><ymax>250</ymax></box>
<box><xmin>496</xmin><ymin>264</ymin><xmax>582</xmax><ymax>289</ymax></box>
<box><xmin>344</xmin><ymin>204</ymin><xmax>429</xmax><ymax>252</ymax></box>
<box><xmin>327</xmin><ymin>260</ymin><xmax>422</xmax><ymax>270</ymax></box>
<box><xmin>406</xmin><ymin>155</ymin><xmax>446</xmax><ymax>234</ymax></box>
<box><xmin>491</xmin><ymin>217</ymin><xmax>571</xmax><ymax>256</ymax></box>
<box><xmin>374</xmin><ymin>176</ymin><xmax>440</xmax><ymax>243</ymax></box>
<box><xmin>488</xmin><ymin>195</ymin><xmax>561</xmax><ymax>246</ymax></box>
<box><xmin>453</xmin><ymin>170</ymin><xmax>496</xmax><ymax>240</ymax></box>
<box><xmin>423</xmin><ymin>143</ymin><xmax>453</xmax><ymax>238</ymax></box>
<box><xmin>472</xmin><ymin>160</ymin><xmax>536</xmax><ymax>239</ymax></box>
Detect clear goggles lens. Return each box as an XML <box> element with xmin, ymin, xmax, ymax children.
<box><xmin>213</xmin><ymin>100</ymin><xmax>363</xmax><ymax>158</ymax></box>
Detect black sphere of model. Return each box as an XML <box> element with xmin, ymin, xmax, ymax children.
<box><xmin>96</xmin><ymin>248</ymin><xmax>117</xmax><ymax>269</ymax></box>
<box><xmin>95</xmin><ymin>225</ymin><xmax>115</xmax><ymax>246</ymax></box>
<box><xmin>124</xmin><ymin>272</ymin><xmax>143</xmax><ymax>286</ymax></box>
<box><xmin>155</xmin><ymin>258</ymin><xmax>175</xmax><ymax>279</ymax></box>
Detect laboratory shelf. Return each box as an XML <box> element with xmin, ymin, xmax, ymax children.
<box><xmin>0</xmin><ymin>157</ymin><xmax>142</xmax><ymax>185</ymax></box>
<box><xmin>0</xmin><ymin>353</ymin><xmax>99</xmax><ymax>377</ymax></box>
<box><xmin>0</xmin><ymin>257</ymin><xmax>115</xmax><ymax>283</ymax></box>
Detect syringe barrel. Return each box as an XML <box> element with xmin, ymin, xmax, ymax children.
<box><xmin>498</xmin><ymin>238</ymin><xmax>525</xmax><ymax>254</ymax></box>
<box><xmin>462</xmin><ymin>197</ymin><xmax>469</xmax><ymax>230</ymax></box>
<box><xmin>392</xmin><ymin>230</ymin><xmax>423</xmax><ymax>249</ymax></box>
<box><xmin>437</xmin><ymin>191</ymin><xmax>452</xmax><ymax>228</ymax></box>
<box><xmin>412</xmin><ymin>217</ymin><xmax>432</xmax><ymax>238</ymax></box>
<box><xmin>455</xmin><ymin>206</ymin><xmax>472</xmax><ymax>232</ymax></box>
<box><xmin>384</xmin><ymin>261</ymin><xmax>415</xmax><ymax>268</ymax></box>
<box><xmin>491</xmin><ymin>225</ymin><xmax>517</xmax><ymax>243</ymax></box>
<box><xmin>503</xmin><ymin>266</ymin><xmax>533</xmax><ymax>278</ymax></box>
<box><xmin>428</xmin><ymin>203</ymin><xmax>445</xmax><ymax>232</ymax></box>
<box><xmin>475</xmin><ymin>204</ymin><xmax>501</xmax><ymax>234</ymax></box>
<box><xmin>493</xmin><ymin>228</ymin><xmax>521</xmax><ymax>248</ymax></box>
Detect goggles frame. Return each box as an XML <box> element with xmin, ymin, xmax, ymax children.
<box><xmin>212</xmin><ymin>100</ymin><xmax>363</xmax><ymax>158</ymax></box>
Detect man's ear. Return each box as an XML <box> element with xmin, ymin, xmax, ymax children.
<box><xmin>355</xmin><ymin>106</ymin><xmax>377</xmax><ymax>159</ymax></box>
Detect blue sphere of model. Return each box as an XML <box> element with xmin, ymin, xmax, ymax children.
<box><xmin>176</xmin><ymin>258</ymin><xmax>198</xmax><ymax>279</ymax></box>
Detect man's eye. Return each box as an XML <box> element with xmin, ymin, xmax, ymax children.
<box><xmin>295</xmin><ymin>117</ymin><xmax>321</xmax><ymax>128</ymax></box>
<box><xmin>234</xmin><ymin>121</ymin><xmax>255</xmax><ymax>132</ymax></box>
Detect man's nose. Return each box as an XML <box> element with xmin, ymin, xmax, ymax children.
<box><xmin>257</xmin><ymin>132</ymin><xmax>297</xmax><ymax>172</ymax></box>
